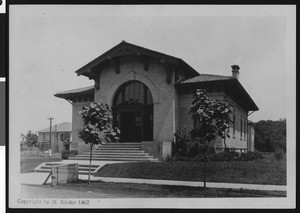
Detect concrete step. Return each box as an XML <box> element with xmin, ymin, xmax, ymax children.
<box><xmin>69</xmin><ymin>156</ymin><xmax>157</xmax><ymax>162</ymax></box>
<box><xmin>34</xmin><ymin>168</ymin><xmax>96</xmax><ymax>175</ymax></box>
<box><xmin>41</xmin><ymin>165</ymin><xmax>98</xmax><ymax>172</ymax></box>
<box><xmin>101</xmin><ymin>143</ymin><xmax>141</xmax><ymax>146</ymax></box>
<box><xmin>84</xmin><ymin>152</ymin><xmax>148</xmax><ymax>156</ymax></box>
<box><xmin>95</xmin><ymin>147</ymin><xmax>142</xmax><ymax>150</ymax></box>
<box><xmin>75</xmin><ymin>154</ymin><xmax>153</xmax><ymax>159</ymax></box>
<box><xmin>91</xmin><ymin>149</ymin><xmax>145</xmax><ymax>153</ymax></box>
<box><xmin>43</xmin><ymin>162</ymin><xmax>99</xmax><ymax>168</ymax></box>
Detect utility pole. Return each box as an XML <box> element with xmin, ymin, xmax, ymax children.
<box><xmin>47</xmin><ymin>117</ymin><xmax>54</xmax><ymax>156</ymax></box>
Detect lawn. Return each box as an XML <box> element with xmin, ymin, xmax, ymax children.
<box><xmin>22</xmin><ymin>181</ymin><xmax>286</xmax><ymax>198</ymax></box>
<box><xmin>95</xmin><ymin>159</ymin><xmax>286</xmax><ymax>185</ymax></box>
<box><xmin>21</xmin><ymin>157</ymin><xmax>62</xmax><ymax>173</ymax></box>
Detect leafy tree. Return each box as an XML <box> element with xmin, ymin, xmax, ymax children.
<box><xmin>60</xmin><ymin>132</ymin><xmax>70</xmax><ymax>142</ymax></box>
<box><xmin>24</xmin><ymin>130</ymin><xmax>38</xmax><ymax>148</ymax></box>
<box><xmin>254</xmin><ymin>118</ymin><xmax>286</xmax><ymax>152</ymax></box>
<box><xmin>78</xmin><ymin>102</ymin><xmax>120</xmax><ymax>183</ymax></box>
<box><xmin>189</xmin><ymin>89</ymin><xmax>232</xmax><ymax>189</ymax></box>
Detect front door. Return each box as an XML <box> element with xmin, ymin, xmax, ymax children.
<box><xmin>112</xmin><ymin>81</ymin><xmax>154</xmax><ymax>143</ymax></box>
<box><xmin>120</xmin><ymin>110</ymin><xmax>142</xmax><ymax>142</ymax></box>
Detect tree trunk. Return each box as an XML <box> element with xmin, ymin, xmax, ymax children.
<box><xmin>223</xmin><ymin>132</ymin><xmax>227</xmax><ymax>149</ymax></box>
<box><xmin>88</xmin><ymin>143</ymin><xmax>94</xmax><ymax>184</ymax></box>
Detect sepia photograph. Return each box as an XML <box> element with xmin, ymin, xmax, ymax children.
<box><xmin>8</xmin><ymin>5</ymin><xmax>295</xmax><ymax>209</ymax></box>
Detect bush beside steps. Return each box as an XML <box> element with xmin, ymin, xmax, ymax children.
<box><xmin>61</xmin><ymin>150</ymin><xmax>78</xmax><ymax>159</ymax></box>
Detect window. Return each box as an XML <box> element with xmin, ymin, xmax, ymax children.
<box><xmin>240</xmin><ymin>115</ymin><xmax>243</xmax><ymax>140</ymax></box>
<box><xmin>233</xmin><ymin>110</ymin><xmax>236</xmax><ymax>138</ymax></box>
<box><xmin>113</xmin><ymin>81</ymin><xmax>153</xmax><ymax>106</ymax></box>
<box><xmin>43</xmin><ymin>133</ymin><xmax>45</xmax><ymax>140</ymax></box>
<box><xmin>244</xmin><ymin>117</ymin><xmax>247</xmax><ymax>140</ymax></box>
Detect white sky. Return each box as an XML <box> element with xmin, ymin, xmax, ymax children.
<box><xmin>9</xmin><ymin>5</ymin><xmax>295</xmax><ymax>135</ymax></box>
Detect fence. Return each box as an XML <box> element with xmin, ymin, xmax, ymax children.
<box><xmin>20</xmin><ymin>147</ymin><xmax>49</xmax><ymax>157</ymax></box>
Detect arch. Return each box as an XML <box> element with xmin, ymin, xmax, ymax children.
<box><xmin>113</xmin><ymin>81</ymin><xmax>153</xmax><ymax>106</ymax></box>
<box><xmin>106</xmin><ymin>72</ymin><xmax>159</xmax><ymax>106</ymax></box>
<box><xmin>111</xmin><ymin>78</ymin><xmax>154</xmax><ymax>142</ymax></box>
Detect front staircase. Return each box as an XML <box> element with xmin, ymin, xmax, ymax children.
<box><xmin>69</xmin><ymin>143</ymin><xmax>160</xmax><ymax>162</ymax></box>
<box><xmin>34</xmin><ymin>143</ymin><xmax>160</xmax><ymax>175</ymax></box>
<box><xmin>34</xmin><ymin>162</ymin><xmax>100</xmax><ymax>175</ymax></box>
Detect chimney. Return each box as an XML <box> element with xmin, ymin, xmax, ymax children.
<box><xmin>231</xmin><ymin>65</ymin><xmax>240</xmax><ymax>80</ymax></box>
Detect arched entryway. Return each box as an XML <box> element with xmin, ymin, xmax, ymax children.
<box><xmin>113</xmin><ymin>81</ymin><xmax>154</xmax><ymax>142</ymax></box>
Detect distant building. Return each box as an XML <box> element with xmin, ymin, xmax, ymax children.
<box><xmin>55</xmin><ymin>41</ymin><xmax>258</xmax><ymax>160</ymax></box>
<box><xmin>37</xmin><ymin>122</ymin><xmax>72</xmax><ymax>153</ymax></box>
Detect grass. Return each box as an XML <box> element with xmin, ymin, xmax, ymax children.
<box><xmin>21</xmin><ymin>157</ymin><xmax>62</xmax><ymax>173</ymax></box>
<box><xmin>95</xmin><ymin>158</ymin><xmax>286</xmax><ymax>185</ymax></box>
<box><xmin>23</xmin><ymin>180</ymin><xmax>286</xmax><ymax>198</ymax></box>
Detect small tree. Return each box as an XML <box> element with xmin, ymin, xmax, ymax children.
<box><xmin>60</xmin><ymin>132</ymin><xmax>70</xmax><ymax>142</ymax></box>
<box><xmin>24</xmin><ymin>130</ymin><xmax>38</xmax><ymax>148</ymax></box>
<box><xmin>190</xmin><ymin>89</ymin><xmax>231</xmax><ymax>189</ymax></box>
<box><xmin>78</xmin><ymin>102</ymin><xmax>120</xmax><ymax>183</ymax></box>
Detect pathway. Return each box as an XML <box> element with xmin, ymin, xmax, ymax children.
<box><xmin>21</xmin><ymin>172</ymin><xmax>286</xmax><ymax>191</ymax></box>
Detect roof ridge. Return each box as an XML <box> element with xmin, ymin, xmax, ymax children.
<box><xmin>199</xmin><ymin>73</ymin><xmax>233</xmax><ymax>78</ymax></box>
<box><xmin>121</xmin><ymin>40</ymin><xmax>181</xmax><ymax>61</ymax></box>
<box><xmin>176</xmin><ymin>73</ymin><xmax>235</xmax><ymax>84</ymax></box>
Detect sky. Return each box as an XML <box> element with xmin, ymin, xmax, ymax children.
<box><xmin>9</xmin><ymin>5</ymin><xmax>295</xmax><ymax>136</ymax></box>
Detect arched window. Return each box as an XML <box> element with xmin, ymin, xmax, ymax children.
<box><xmin>113</xmin><ymin>81</ymin><xmax>153</xmax><ymax>142</ymax></box>
<box><xmin>114</xmin><ymin>81</ymin><xmax>153</xmax><ymax>106</ymax></box>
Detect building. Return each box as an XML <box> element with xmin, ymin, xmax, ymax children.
<box><xmin>55</xmin><ymin>41</ymin><xmax>258</xmax><ymax>160</ymax></box>
<box><xmin>37</xmin><ymin>122</ymin><xmax>72</xmax><ymax>153</ymax></box>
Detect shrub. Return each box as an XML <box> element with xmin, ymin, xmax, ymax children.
<box><xmin>239</xmin><ymin>151</ymin><xmax>264</xmax><ymax>161</ymax></box>
<box><xmin>172</xmin><ymin>128</ymin><xmax>207</xmax><ymax>159</ymax></box>
<box><xmin>185</xmin><ymin>149</ymin><xmax>264</xmax><ymax>162</ymax></box>
<box><xmin>215</xmin><ymin>148</ymin><xmax>240</xmax><ymax>162</ymax></box>
<box><xmin>274</xmin><ymin>151</ymin><xmax>285</xmax><ymax>161</ymax></box>
<box><xmin>164</xmin><ymin>155</ymin><xmax>175</xmax><ymax>162</ymax></box>
<box><xmin>172</xmin><ymin>128</ymin><xmax>191</xmax><ymax>157</ymax></box>
<box><xmin>186</xmin><ymin>139</ymin><xmax>205</xmax><ymax>159</ymax></box>
<box><xmin>61</xmin><ymin>150</ymin><xmax>78</xmax><ymax>159</ymax></box>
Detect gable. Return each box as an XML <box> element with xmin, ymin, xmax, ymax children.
<box><xmin>175</xmin><ymin>76</ymin><xmax>258</xmax><ymax>112</ymax></box>
<box><xmin>75</xmin><ymin>41</ymin><xmax>199</xmax><ymax>81</ymax></box>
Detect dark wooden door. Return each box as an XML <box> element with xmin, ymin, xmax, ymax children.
<box><xmin>120</xmin><ymin>111</ymin><xmax>142</xmax><ymax>142</ymax></box>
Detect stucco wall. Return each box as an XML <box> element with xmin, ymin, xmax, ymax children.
<box><xmin>226</xmin><ymin>98</ymin><xmax>248</xmax><ymax>150</ymax></box>
<box><xmin>72</xmin><ymin>101</ymin><xmax>92</xmax><ymax>154</ymax></box>
<box><xmin>177</xmin><ymin>91</ymin><xmax>249</xmax><ymax>150</ymax></box>
<box><xmin>95</xmin><ymin>55</ymin><xmax>176</xmax><ymax>143</ymax></box>
<box><xmin>141</xmin><ymin>141</ymin><xmax>172</xmax><ymax>160</ymax></box>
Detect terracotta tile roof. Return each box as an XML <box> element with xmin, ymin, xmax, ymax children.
<box><xmin>37</xmin><ymin>122</ymin><xmax>72</xmax><ymax>133</ymax></box>
<box><xmin>176</xmin><ymin>74</ymin><xmax>234</xmax><ymax>84</ymax></box>
<box><xmin>55</xmin><ymin>86</ymin><xmax>94</xmax><ymax>96</ymax></box>
<box><xmin>54</xmin><ymin>86</ymin><xmax>94</xmax><ymax>98</ymax></box>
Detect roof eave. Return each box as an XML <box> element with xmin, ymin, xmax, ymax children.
<box><xmin>75</xmin><ymin>41</ymin><xmax>199</xmax><ymax>77</ymax></box>
<box><xmin>175</xmin><ymin>79</ymin><xmax>259</xmax><ymax>112</ymax></box>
